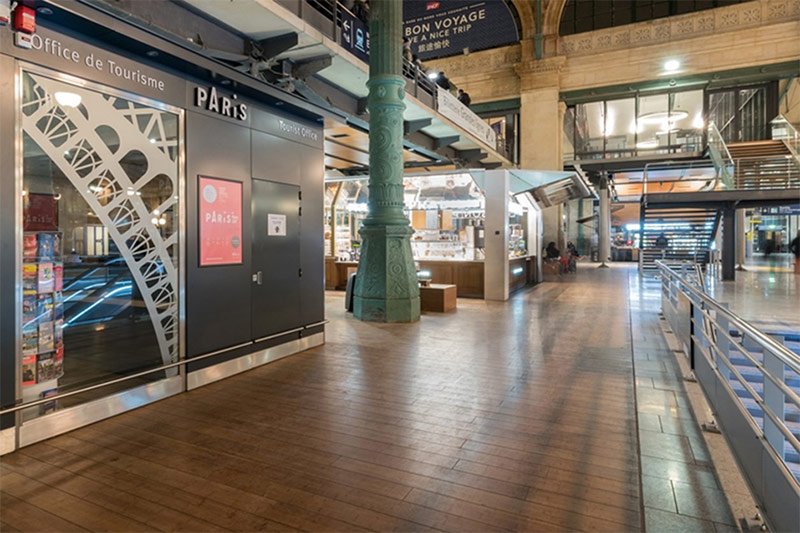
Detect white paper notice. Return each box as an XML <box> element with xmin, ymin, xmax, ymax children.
<box><xmin>268</xmin><ymin>214</ymin><xmax>287</xmax><ymax>236</ymax></box>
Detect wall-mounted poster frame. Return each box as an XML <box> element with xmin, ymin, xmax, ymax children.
<box><xmin>198</xmin><ymin>175</ymin><xmax>243</xmax><ymax>267</ymax></box>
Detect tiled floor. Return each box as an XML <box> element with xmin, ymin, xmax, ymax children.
<box><xmin>707</xmin><ymin>257</ymin><xmax>799</xmax><ymax>331</ymax></box>
<box><xmin>629</xmin><ymin>273</ymin><xmax>740</xmax><ymax>532</ymax></box>
<box><xmin>0</xmin><ymin>264</ymin><xmax>743</xmax><ymax>531</ymax></box>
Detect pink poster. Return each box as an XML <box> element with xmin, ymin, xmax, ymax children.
<box><xmin>198</xmin><ymin>176</ymin><xmax>242</xmax><ymax>266</ymax></box>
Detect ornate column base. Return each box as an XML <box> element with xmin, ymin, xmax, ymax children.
<box><xmin>353</xmin><ymin>225</ymin><xmax>420</xmax><ymax>323</ymax></box>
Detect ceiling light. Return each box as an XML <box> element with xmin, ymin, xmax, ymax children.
<box><xmin>638</xmin><ymin>111</ymin><xmax>688</xmax><ymax>124</ymax></box>
<box><xmin>427</xmin><ymin>71</ymin><xmax>440</xmax><ymax>81</ymax></box>
<box><xmin>146</xmin><ymin>50</ymin><xmax>159</xmax><ymax>57</ymax></box>
<box><xmin>54</xmin><ymin>91</ymin><xmax>82</xmax><ymax>108</ymax></box>
<box><xmin>664</xmin><ymin>59</ymin><xmax>680</xmax><ymax>72</ymax></box>
<box><xmin>636</xmin><ymin>139</ymin><xmax>659</xmax><ymax>149</ymax></box>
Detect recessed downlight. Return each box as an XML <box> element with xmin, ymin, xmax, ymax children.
<box><xmin>664</xmin><ymin>59</ymin><xmax>680</xmax><ymax>72</ymax></box>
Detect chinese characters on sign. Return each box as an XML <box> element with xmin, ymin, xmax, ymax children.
<box><xmin>403</xmin><ymin>1</ymin><xmax>519</xmax><ymax>60</ymax></box>
<box><xmin>199</xmin><ymin>176</ymin><xmax>242</xmax><ymax>266</ymax></box>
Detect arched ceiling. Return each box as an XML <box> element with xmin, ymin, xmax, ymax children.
<box><xmin>510</xmin><ymin>0</ymin><xmax>568</xmax><ymax>39</ymax></box>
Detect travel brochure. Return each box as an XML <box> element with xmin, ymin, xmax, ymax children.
<box><xmin>21</xmin><ymin>231</ymin><xmax>66</xmax><ymax>390</ymax></box>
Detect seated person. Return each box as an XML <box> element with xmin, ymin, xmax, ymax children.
<box><xmin>545</xmin><ymin>241</ymin><xmax>560</xmax><ymax>259</ymax></box>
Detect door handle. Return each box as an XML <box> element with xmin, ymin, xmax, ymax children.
<box><xmin>253</xmin><ymin>271</ymin><xmax>262</xmax><ymax>285</ymax></box>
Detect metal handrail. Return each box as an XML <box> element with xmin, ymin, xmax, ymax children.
<box><xmin>707</xmin><ymin>122</ymin><xmax>735</xmax><ymax>189</ymax></box>
<box><xmin>771</xmin><ymin>114</ymin><xmax>800</xmax><ymax>158</ymax></box>
<box><xmin>657</xmin><ymin>259</ymin><xmax>800</xmax><ymax>518</ymax></box>
<box><xmin>657</xmin><ymin>260</ymin><xmax>800</xmax><ymax>374</ymax></box>
<box><xmin>641</xmin><ymin>159</ymin><xmax>718</xmax><ymax>199</ymax></box>
<box><xmin>730</xmin><ymin>154</ymin><xmax>800</xmax><ymax>190</ymax></box>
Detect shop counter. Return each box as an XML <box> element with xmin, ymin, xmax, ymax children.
<box><xmin>416</xmin><ymin>260</ymin><xmax>484</xmax><ymax>298</ymax></box>
<box><xmin>509</xmin><ymin>257</ymin><xmax>536</xmax><ymax>293</ymax></box>
<box><xmin>325</xmin><ymin>258</ymin><xmax>358</xmax><ymax>290</ymax></box>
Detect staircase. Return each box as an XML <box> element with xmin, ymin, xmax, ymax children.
<box><xmin>727</xmin><ymin>140</ymin><xmax>800</xmax><ymax>189</ymax></box>
<box><xmin>638</xmin><ymin>206</ymin><xmax>718</xmax><ymax>274</ymax></box>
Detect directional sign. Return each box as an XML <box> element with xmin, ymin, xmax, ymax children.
<box><xmin>340</xmin><ymin>10</ymin><xmax>369</xmax><ymax>62</ymax></box>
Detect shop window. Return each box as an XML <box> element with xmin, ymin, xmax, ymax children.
<box><xmin>605</xmin><ymin>98</ymin><xmax>636</xmax><ymax>158</ymax></box>
<box><xmin>574</xmin><ymin>101</ymin><xmax>604</xmax><ymax>158</ymax></box>
<box><xmin>670</xmin><ymin>90</ymin><xmax>704</xmax><ymax>153</ymax></box>
<box><xmin>20</xmin><ymin>69</ymin><xmax>181</xmax><ymax>420</ymax></box>
<box><xmin>563</xmin><ymin>106</ymin><xmax>576</xmax><ymax>161</ymax></box>
<box><xmin>636</xmin><ymin>94</ymin><xmax>670</xmax><ymax>154</ymax></box>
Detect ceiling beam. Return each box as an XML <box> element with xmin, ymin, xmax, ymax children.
<box><xmin>293</xmin><ymin>55</ymin><xmax>333</xmax><ymax>80</ymax></box>
<box><xmin>252</xmin><ymin>33</ymin><xmax>298</xmax><ymax>61</ymax></box>
<box><xmin>434</xmin><ymin>135</ymin><xmax>460</xmax><ymax>149</ymax></box>
<box><xmin>404</xmin><ymin>118</ymin><xmax>432</xmax><ymax>135</ymax></box>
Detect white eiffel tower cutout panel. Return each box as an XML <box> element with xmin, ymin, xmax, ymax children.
<box><xmin>22</xmin><ymin>72</ymin><xmax>180</xmax><ymax>369</ymax></box>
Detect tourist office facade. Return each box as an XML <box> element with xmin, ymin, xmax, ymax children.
<box><xmin>0</xmin><ymin>11</ymin><xmax>328</xmax><ymax>454</ymax></box>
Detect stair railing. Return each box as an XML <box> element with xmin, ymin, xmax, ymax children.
<box><xmin>771</xmin><ymin>114</ymin><xmax>800</xmax><ymax>160</ymax></box>
<box><xmin>731</xmin><ymin>155</ymin><xmax>800</xmax><ymax>190</ymax></box>
<box><xmin>657</xmin><ymin>260</ymin><xmax>800</xmax><ymax>533</ymax></box>
<box><xmin>707</xmin><ymin>122</ymin><xmax>735</xmax><ymax>189</ymax></box>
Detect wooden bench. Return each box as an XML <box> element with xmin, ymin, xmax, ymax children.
<box><xmin>419</xmin><ymin>284</ymin><xmax>457</xmax><ymax>312</ymax></box>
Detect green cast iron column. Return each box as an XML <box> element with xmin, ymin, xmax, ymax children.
<box><xmin>353</xmin><ymin>0</ymin><xmax>420</xmax><ymax>322</ymax></box>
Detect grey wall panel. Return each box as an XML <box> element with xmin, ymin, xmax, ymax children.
<box><xmin>0</xmin><ymin>54</ymin><xmax>16</xmax><ymax>428</ymax></box>
<box><xmin>251</xmin><ymin>130</ymin><xmax>324</xmax><ymax>326</ymax></box>
<box><xmin>186</xmin><ymin>112</ymin><xmax>253</xmax><ymax>357</ymax></box>
<box><xmin>251</xmin><ymin>130</ymin><xmax>301</xmax><ymax>185</ymax></box>
<box><xmin>251</xmin><ymin>107</ymin><xmax>323</xmax><ymax>149</ymax></box>
<box><xmin>298</xmin><ymin>145</ymin><xmax>326</xmax><ymax>325</ymax></box>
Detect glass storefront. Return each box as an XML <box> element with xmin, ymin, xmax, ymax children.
<box><xmin>19</xmin><ymin>68</ymin><xmax>182</xmax><ymax>419</ymax></box>
<box><xmin>566</xmin><ymin>88</ymin><xmax>705</xmax><ymax>160</ymax></box>
<box><xmin>325</xmin><ymin>173</ymin><xmax>528</xmax><ymax>263</ymax></box>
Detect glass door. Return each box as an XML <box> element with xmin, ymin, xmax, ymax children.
<box><xmin>19</xmin><ymin>67</ymin><xmax>183</xmax><ymax>421</ymax></box>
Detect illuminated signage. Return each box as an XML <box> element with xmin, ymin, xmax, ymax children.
<box><xmin>198</xmin><ymin>176</ymin><xmax>242</xmax><ymax>266</ymax></box>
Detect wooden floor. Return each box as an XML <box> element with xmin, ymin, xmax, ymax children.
<box><xmin>1</xmin><ymin>267</ymin><xmax>645</xmax><ymax>532</ymax></box>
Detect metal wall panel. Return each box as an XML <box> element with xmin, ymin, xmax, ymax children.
<box><xmin>297</xmin><ymin>144</ymin><xmax>325</xmax><ymax>325</ymax></box>
<box><xmin>0</xmin><ymin>54</ymin><xmax>15</xmax><ymax>431</ymax></box>
<box><xmin>186</xmin><ymin>112</ymin><xmax>253</xmax><ymax>357</ymax></box>
<box><xmin>251</xmin><ymin>179</ymin><xmax>301</xmax><ymax>338</ymax></box>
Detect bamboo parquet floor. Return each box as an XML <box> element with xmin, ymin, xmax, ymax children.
<box><xmin>2</xmin><ymin>266</ymin><xmax>648</xmax><ymax>532</ymax></box>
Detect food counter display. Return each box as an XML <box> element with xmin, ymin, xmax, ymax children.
<box><xmin>324</xmin><ymin>172</ymin><xmax>540</xmax><ymax>299</ymax></box>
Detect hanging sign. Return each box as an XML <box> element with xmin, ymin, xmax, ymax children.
<box><xmin>404</xmin><ymin>1</ymin><xmax>519</xmax><ymax>60</ymax></box>
<box><xmin>198</xmin><ymin>176</ymin><xmax>242</xmax><ymax>266</ymax></box>
<box><xmin>436</xmin><ymin>88</ymin><xmax>496</xmax><ymax>148</ymax></box>
<box><xmin>340</xmin><ymin>9</ymin><xmax>370</xmax><ymax>62</ymax></box>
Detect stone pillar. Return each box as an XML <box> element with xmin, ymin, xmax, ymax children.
<box><xmin>598</xmin><ymin>175</ymin><xmax>611</xmax><ymax>267</ymax></box>
<box><xmin>353</xmin><ymin>0</ymin><xmax>420</xmax><ymax>322</ymax></box>
<box><xmin>516</xmin><ymin>57</ymin><xmax>566</xmax><ymax>251</ymax></box>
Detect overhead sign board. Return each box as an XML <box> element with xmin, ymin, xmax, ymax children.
<box><xmin>403</xmin><ymin>1</ymin><xmax>519</xmax><ymax>60</ymax></box>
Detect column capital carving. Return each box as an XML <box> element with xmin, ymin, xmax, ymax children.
<box><xmin>515</xmin><ymin>56</ymin><xmax>565</xmax><ymax>91</ymax></box>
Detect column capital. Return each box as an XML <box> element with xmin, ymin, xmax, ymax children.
<box><xmin>514</xmin><ymin>56</ymin><xmax>566</xmax><ymax>92</ymax></box>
